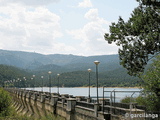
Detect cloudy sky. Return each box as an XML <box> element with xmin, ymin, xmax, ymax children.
<box><xmin>0</xmin><ymin>0</ymin><xmax>138</xmax><ymax>56</ymax></box>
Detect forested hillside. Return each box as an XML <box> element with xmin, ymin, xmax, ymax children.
<box><xmin>0</xmin><ymin>64</ymin><xmax>139</xmax><ymax>87</ymax></box>
<box><xmin>0</xmin><ymin>49</ymin><xmax>141</xmax><ymax>87</ymax></box>
<box><xmin>0</xmin><ymin>65</ymin><xmax>31</xmax><ymax>87</ymax></box>
<box><xmin>50</xmin><ymin>70</ymin><xmax>139</xmax><ymax>87</ymax></box>
<box><xmin>0</xmin><ymin>49</ymin><xmax>120</xmax><ymax>72</ymax></box>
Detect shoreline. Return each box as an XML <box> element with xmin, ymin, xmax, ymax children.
<box><xmin>26</xmin><ymin>86</ymin><xmax>142</xmax><ymax>89</ymax></box>
<box><xmin>73</xmin><ymin>86</ymin><xmax>142</xmax><ymax>89</ymax></box>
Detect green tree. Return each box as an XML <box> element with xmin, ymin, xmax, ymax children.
<box><xmin>0</xmin><ymin>88</ymin><xmax>12</xmax><ymax>117</ymax></box>
<box><xmin>141</xmin><ymin>55</ymin><xmax>160</xmax><ymax>111</ymax></box>
<box><xmin>121</xmin><ymin>55</ymin><xmax>160</xmax><ymax>111</ymax></box>
<box><xmin>104</xmin><ymin>0</ymin><xmax>160</xmax><ymax>76</ymax></box>
<box><xmin>142</xmin><ymin>55</ymin><xmax>160</xmax><ymax>95</ymax></box>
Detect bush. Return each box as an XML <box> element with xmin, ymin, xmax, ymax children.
<box><xmin>120</xmin><ymin>94</ymin><xmax>160</xmax><ymax>111</ymax></box>
<box><xmin>120</xmin><ymin>96</ymin><xmax>135</xmax><ymax>103</ymax></box>
<box><xmin>0</xmin><ymin>88</ymin><xmax>12</xmax><ymax>117</ymax></box>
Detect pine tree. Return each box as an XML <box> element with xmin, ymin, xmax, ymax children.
<box><xmin>104</xmin><ymin>0</ymin><xmax>160</xmax><ymax>76</ymax></box>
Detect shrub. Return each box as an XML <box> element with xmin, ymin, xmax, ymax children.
<box><xmin>0</xmin><ymin>88</ymin><xmax>12</xmax><ymax>117</ymax></box>
<box><xmin>121</xmin><ymin>94</ymin><xmax>160</xmax><ymax>111</ymax></box>
<box><xmin>120</xmin><ymin>96</ymin><xmax>135</xmax><ymax>103</ymax></box>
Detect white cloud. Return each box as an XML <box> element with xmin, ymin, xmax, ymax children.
<box><xmin>84</xmin><ymin>8</ymin><xmax>98</xmax><ymax>20</ymax></box>
<box><xmin>84</xmin><ymin>9</ymin><xmax>109</xmax><ymax>25</ymax></box>
<box><xmin>0</xmin><ymin>3</ymin><xmax>68</xmax><ymax>54</ymax></box>
<box><xmin>0</xmin><ymin>0</ymin><xmax>119</xmax><ymax>56</ymax></box>
<box><xmin>67</xmin><ymin>9</ymin><xmax>119</xmax><ymax>56</ymax></box>
<box><xmin>0</xmin><ymin>0</ymin><xmax>60</xmax><ymax>6</ymax></box>
<box><xmin>78</xmin><ymin>0</ymin><xmax>93</xmax><ymax>8</ymax></box>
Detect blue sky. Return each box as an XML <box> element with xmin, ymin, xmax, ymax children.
<box><xmin>0</xmin><ymin>0</ymin><xmax>139</xmax><ymax>56</ymax></box>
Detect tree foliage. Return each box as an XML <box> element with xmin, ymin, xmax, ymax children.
<box><xmin>104</xmin><ymin>0</ymin><xmax>160</xmax><ymax>76</ymax></box>
<box><xmin>0</xmin><ymin>88</ymin><xmax>11</xmax><ymax>117</ymax></box>
<box><xmin>0</xmin><ymin>64</ymin><xmax>31</xmax><ymax>87</ymax></box>
<box><xmin>121</xmin><ymin>55</ymin><xmax>160</xmax><ymax>111</ymax></box>
<box><xmin>142</xmin><ymin>55</ymin><xmax>160</xmax><ymax>95</ymax></box>
<box><xmin>140</xmin><ymin>55</ymin><xmax>160</xmax><ymax>111</ymax></box>
<box><xmin>0</xmin><ymin>64</ymin><xmax>139</xmax><ymax>88</ymax></box>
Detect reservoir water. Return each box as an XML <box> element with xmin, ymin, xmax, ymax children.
<box><xmin>26</xmin><ymin>87</ymin><xmax>142</xmax><ymax>102</ymax></box>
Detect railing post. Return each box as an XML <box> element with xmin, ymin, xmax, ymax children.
<box><xmin>51</xmin><ymin>96</ymin><xmax>58</xmax><ymax>106</ymax></box>
<box><xmin>66</xmin><ymin>98</ymin><xmax>76</xmax><ymax>120</ymax></box>
<box><xmin>110</xmin><ymin>89</ymin><xmax>115</xmax><ymax>114</ymax></box>
<box><xmin>87</xmin><ymin>97</ymin><xmax>91</xmax><ymax>103</ymax></box>
<box><xmin>61</xmin><ymin>96</ymin><xmax>66</xmax><ymax>107</ymax></box>
<box><xmin>40</xmin><ymin>94</ymin><xmax>46</xmax><ymax>103</ymax></box>
<box><xmin>23</xmin><ymin>91</ymin><xmax>27</xmax><ymax>98</ymax></box>
<box><xmin>94</xmin><ymin>103</ymin><xmax>100</xmax><ymax>117</ymax></box>
<box><xmin>33</xmin><ymin>92</ymin><xmax>38</xmax><ymax>101</ymax></box>
<box><xmin>50</xmin><ymin>96</ymin><xmax>59</xmax><ymax>114</ymax></box>
<box><xmin>27</xmin><ymin>91</ymin><xmax>32</xmax><ymax>99</ymax></box>
<box><xmin>18</xmin><ymin>90</ymin><xmax>21</xmax><ymax>98</ymax></box>
<box><xmin>20</xmin><ymin>90</ymin><xmax>24</xmax><ymax>100</ymax></box>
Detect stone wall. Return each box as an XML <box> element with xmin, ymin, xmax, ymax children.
<box><xmin>6</xmin><ymin>88</ymin><xmax>145</xmax><ymax>120</ymax></box>
<box><xmin>7</xmin><ymin>88</ymin><xmax>110</xmax><ymax>120</ymax></box>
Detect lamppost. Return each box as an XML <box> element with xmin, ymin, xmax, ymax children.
<box><xmin>48</xmin><ymin>71</ymin><xmax>52</xmax><ymax>94</ymax></box>
<box><xmin>19</xmin><ymin>79</ymin><xmax>21</xmax><ymax>89</ymax></box>
<box><xmin>88</xmin><ymin>69</ymin><xmax>91</xmax><ymax>98</ymax></box>
<box><xmin>94</xmin><ymin>60</ymin><xmax>100</xmax><ymax>104</ymax></box>
<box><xmin>57</xmin><ymin>74</ymin><xmax>60</xmax><ymax>95</ymax></box>
<box><xmin>33</xmin><ymin>75</ymin><xmax>35</xmax><ymax>91</ymax></box>
<box><xmin>17</xmin><ymin>78</ymin><xmax>20</xmax><ymax>88</ymax></box>
<box><xmin>23</xmin><ymin>77</ymin><xmax>26</xmax><ymax>90</ymax></box>
<box><xmin>13</xmin><ymin>79</ymin><xmax>15</xmax><ymax>88</ymax></box>
<box><xmin>31</xmin><ymin>78</ymin><xmax>33</xmax><ymax>90</ymax></box>
<box><xmin>41</xmin><ymin>76</ymin><xmax>44</xmax><ymax>92</ymax></box>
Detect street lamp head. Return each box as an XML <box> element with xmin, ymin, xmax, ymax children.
<box><xmin>48</xmin><ymin>71</ymin><xmax>52</xmax><ymax>74</ymax></box>
<box><xmin>94</xmin><ymin>60</ymin><xmax>100</xmax><ymax>65</ymax></box>
<box><xmin>88</xmin><ymin>68</ymin><xmax>91</xmax><ymax>72</ymax></box>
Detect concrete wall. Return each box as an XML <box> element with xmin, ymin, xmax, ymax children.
<box><xmin>6</xmin><ymin>88</ymin><xmax>145</xmax><ymax>120</ymax></box>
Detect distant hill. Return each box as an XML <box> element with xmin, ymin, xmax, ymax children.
<box><xmin>0</xmin><ymin>64</ymin><xmax>31</xmax><ymax>87</ymax></box>
<box><xmin>0</xmin><ymin>49</ymin><xmax>141</xmax><ymax>87</ymax></box>
<box><xmin>0</xmin><ymin>49</ymin><xmax>121</xmax><ymax>73</ymax></box>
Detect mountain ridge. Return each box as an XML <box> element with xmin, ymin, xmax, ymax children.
<box><xmin>0</xmin><ymin>49</ymin><xmax>120</xmax><ymax>72</ymax></box>
<box><xmin>0</xmin><ymin>49</ymin><xmax>140</xmax><ymax>87</ymax></box>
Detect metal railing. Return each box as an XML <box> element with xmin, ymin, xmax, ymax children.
<box><xmin>77</xmin><ymin>101</ymin><xmax>94</xmax><ymax>109</ymax></box>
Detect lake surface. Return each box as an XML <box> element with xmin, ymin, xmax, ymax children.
<box><xmin>26</xmin><ymin>87</ymin><xmax>142</xmax><ymax>102</ymax></box>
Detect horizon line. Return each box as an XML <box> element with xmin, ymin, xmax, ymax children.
<box><xmin>0</xmin><ymin>49</ymin><xmax>119</xmax><ymax>57</ymax></box>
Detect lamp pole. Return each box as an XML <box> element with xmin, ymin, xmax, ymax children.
<box><xmin>31</xmin><ymin>78</ymin><xmax>33</xmax><ymax>90</ymax></box>
<box><xmin>88</xmin><ymin>69</ymin><xmax>91</xmax><ymax>98</ymax></box>
<box><xmin>13</xmin><ymin>79</ymin><xmax>15</xmax><ymax>88</ymax></box>
<box><xmin>94</xmin><ymin>60</ymin><xmax>100</xmax><ymax>104</ymax></box>
<box><xmin>57</xmin><ymin>74</ymin><xmax>60</xmax><ymax>95</ymax></box>
<box><xmin>19</xmin><ymin>79</ymin><xmax>21</xmax><ymax>89</ymax></box>
<box><xmin>41</xmin><ymin>76</ymin><xmax>44</xmax><ymax>92</ymax></box>
<box><xmin>48</xmin><ymin>71</ymin><xmax>52</xmax><ymax>94</ymax></box>
<box><xmin>33</xmin><ymin>75</ymin><xmax>35</xmax><ymax>91</ymax></box>
<box><xmin>17</xmin><ymin>78</ymin><xmax>20</xmax><ymax>88</ymax></box>
<box><xmin>23</xmin><ymin>77</ymin><xmax>26</xmax><ymax>90</ymax></box>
